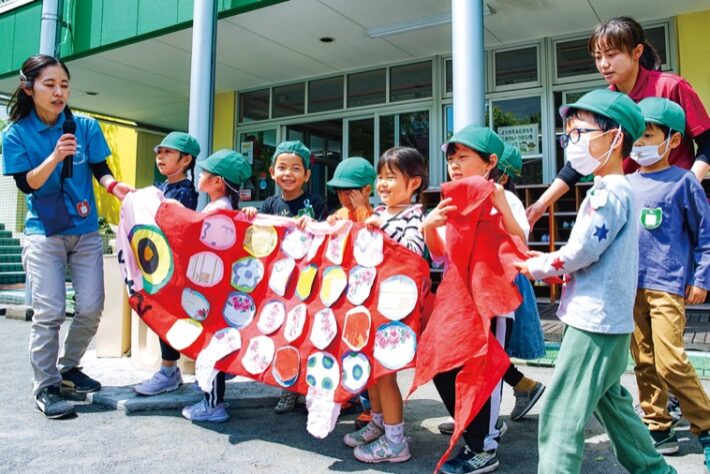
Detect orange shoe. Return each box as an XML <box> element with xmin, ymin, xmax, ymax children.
<box><xmin>354</xmin><ymin>409</ymin><xmax>372</xmax><ymax>429</ymax></box>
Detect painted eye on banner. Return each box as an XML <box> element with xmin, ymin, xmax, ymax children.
<box><xmin>129</xmin><ymin>224</ymin><xmax>174</xmax><ymax>294</ymax></box>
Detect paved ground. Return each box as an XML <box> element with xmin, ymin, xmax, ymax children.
<box><xmin>1</xmin><ymin>315</ymin><xmax>707</xmax><ymax>474</ymax></box>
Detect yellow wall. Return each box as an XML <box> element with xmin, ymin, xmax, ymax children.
<box><xmin>93</xmin><ymin>121</ymin><xmax>137</xmax><ymax>225</ymax></box>
<box><xmin>678</xmin><ymin>11</ymin><xmax>710</xmax><ymax>107</ymax></box>
<box><xmin>136</xmin><ymin>130</ymin><xmax>163</xmax><ymax>188</ymax></box>
<box><xmin>213</xmin><ymin>91</ymin><xmax>236</xmax><ymax>151</ymax></box>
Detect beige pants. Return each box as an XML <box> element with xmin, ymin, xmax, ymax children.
<box><xmin>631</xmin><ymin>288</ymin><xmax>710</xmax><ymax>434</ymax></box>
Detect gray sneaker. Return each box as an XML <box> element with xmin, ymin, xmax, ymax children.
<box><xmin>134</xmin><ymin>368</ymin><xmax>182</xmax><ymax>396</ymax></box>
<box><xmin>344</xmin><ymin>421</ymin><xmax>385</xmax><ymax>447</ymax></box>
<box><xmin>35</xmin><ymin>386</ymin><xmax>75</xmax><ymax>419</ymax></box>
<box><xmin>353</xmin><ymin>435</ymin><xmax>411</xmax><ymax>463</ymax></box>
<box><xmin>650</xmin><ymin>429</ymin><xmax>679</xmax><ymax>455</ymax></box>
<box><xmin>510</xmin><ymin>382</ymin><xmax>545</xmax><ymax>421</ymax></box>
<box><xmin>274</xmin><ymin>390</ymin><xmax>298</xmax><ymax>414</ymax></box>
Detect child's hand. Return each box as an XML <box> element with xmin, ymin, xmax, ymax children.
<box><xmin>348</xmin><ymin>189</ymin><xmax>370</xmax><ymax>209</ymax></box>
<box><xmin>364</xmin><ymin>214</ymin><xmax>384</xmax><ymax>228</ymax></box>
<box><xmin>490</xmin><ymin>184</ymin><xmax>508</xmax><ymax>213</ymax></box>
<box><xmin>243</xmin><ymin>207</ymin><xmax>258</xmax><ymax>219</ymax></box>
<box><xmin>326</xmin><ymin>214</ymin><xmax>339</xmax><ymax>226</ymax></box>
<box><xmin>293</xmin><ymin>215</ymin><xmax>314</xmax><ymax>229</ymax></box>
<box><xmin>685</xmin><ymin>285</ymin><xmax>707</xmax><ymax>305</ymax></box>
<box><xmin>423</xmin><ymin>197</ymin><xmax>456</xmax><ymax>230</ymax></box>
<box><xmin>514</xmin><ymin>260</ymin><xmax>532</xmax><ymax>279</ymax></box>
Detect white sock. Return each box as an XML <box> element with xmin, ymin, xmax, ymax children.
<box><xmin>384</xmin><ymin>421</ymin><xmax>404</xmax><ymax>444</ymax></box>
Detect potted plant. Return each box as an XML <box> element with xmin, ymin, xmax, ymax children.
<box><xmin>98</xmin><ymin>217</ymin><xmax>115</xmax><ymax>254</ymax></box>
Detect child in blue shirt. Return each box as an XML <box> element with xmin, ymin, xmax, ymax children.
<box><xmin>626</xmin><ymin>97</ymin><xmax>710</xmax><ymax>465</ymax></box>
<box><xmin>516</xmin><ymin>89</ymin><xmax>674</xmax><ymax>474</ymax></box>
<box><xmin>134</xmin><ymin>131</ymin><xmax>201</xmax><ymax>396</ymax></box>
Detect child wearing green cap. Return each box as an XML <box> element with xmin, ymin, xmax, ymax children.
<box><xmin>516</xmin><ymin>89</ymin><xmax>674</xmax><ymax>473</ymax></box>
<box><xmin>326</xmin><ymin>157</ymin><xmax>376</xmax><ymax>225</ymax></box>
<box><xmin>134</xmin><ymin>130</ymin><xmax>201</xmax><ymax>397</ymax></box>
<box><xmin>181</xmin><ymin>149</ymin><xmax>251</xmax><ymax>422</ymax></box>
<box><xmin>244</xmin><ymin>140</ymin><xmax>328</xmax><ymax>414</ymax></box>
<box><xmin>423</xmin><ymin>126</ymin><xmax>532</xmax><ymax>473</ymax></box>
<box><xmin>626</xmin><ymin>97</ymin><xmax>710</xmax><ymax>464</ymax></box>
<box><xmin>244</xmin><ymin>140</ymin><xmax>328</xmax><ymax>226</ymax></box>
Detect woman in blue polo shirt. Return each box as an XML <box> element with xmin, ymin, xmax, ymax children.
<box><xmin>2</xmin><ymin>54</ymin><xmax>133</xmax><ymax>419</ymax></box>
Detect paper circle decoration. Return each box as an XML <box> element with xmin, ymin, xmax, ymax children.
<box><xmin>376</xmin><ymin>275</ymin><xmax>418</xmax><ymax>321</ymax></box>
<box><xmin>272</xmin><ymin>346</ymin><xmax>300</xmax><ymax>387</ymax></box>
<box><xmin>341</xmin><ymin>352</ymin><xmax>371</xmax><ymax>394</ymax></box>
<box><xmin>241</xmin><ymin>335</ymin><xmax>275</xmax><ymax>375</ymax></box>
<box><xmin>257</xmin><ymin>299</ymin><xmax>286</xmax><ymax>335</ymax></box>
<box><xmin>223</xmin><ymin>291</ymin><xmax>256</xmax><ymax>329</ymax></box>
<box><xmin>181</xmin><ymin>288</ymin><xmax>210</xmax><ymax>321</ymax></box>
<box><xmin>165</xmin><ymin>318</ymin><xmax>203</xmax><ymax>351</ymax></box>
<box><xmin>306</xmin><ymin>352</ymin><xmax>340</xmax><ymax>391</ymax></box>
<box><xmin>199</xmin><ymin>214</ymin><xmax>236</xmax><ymax>250</ymax></box>
<box><xmin>373</xmin><ymin>321</ymin><xmax>417</xmax><ymax>370</ymax></box>
<box><xmin>231</xmin><ymin>257</ymin><xmax>265</xmax><ymax>293</ymax></box>
<box><xmin>243</xmin><ymin>224</ymin><xmax>278</xmax><ymax>258</ymax></box>
<box><xmin>128</xmin><ymin>224</ymin><xmax>174</xmax><ymax>294</ymax></box>
<box><xmin>187</xmin><ymin>251</ymin><xmax>224</xmax><ymax>287</ymax></box>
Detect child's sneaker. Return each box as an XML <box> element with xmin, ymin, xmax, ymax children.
<box><xmin>134</xmin><ymin>368</ymin><xmax>182</xmax><ymax>396</ymax></box>
<box><xmin>181</xmin><ymin>399</ymin><xmax>229</xmax><ymax>422</ymax></box>
<box><xmin>667</xmin><ymin>393</ymin><xmax>682</xmax><ymax>423</ymax></box>
<box><xmin>274</xmin><ymin>390</ymin><xmax>298</xmax><ymax>414</ymax></box>
<box><xmin>344</xmin><ymin>421</ymin><xmax>384</xmax><ymax>447</ymax></box>
<box><xmin>650</xmin><ymin>429</ymin><xmax>679</xmax><ymax>455</ymax></box>
<box><xmin>61</xmin><ymin>367</ymin><xmax>101</xmax><ymax>393</ymax></box>
<box><xmin>510</xmin><ymin>382</ymin><xmax>545</xmax><ymax>421</ymax></box>
<box><xmin>439</xmin><ymin>445</ymin><xmax>499</xmax><ymax>474</ymax></box>
<box><xmin>354</xmin><ymin>409</ymin><xmax>372</xmax><ymax>429</ymax></box>
<box><xmin>353</xmin><ymin>435</ymin><xmax>411</xmax><ymax>463</ymax></box>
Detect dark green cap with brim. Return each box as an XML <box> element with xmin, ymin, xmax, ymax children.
<box><xmin>441</xmin><ymin>125</ymin><xmax>505</xmax><ymax>158</ymax></box>
<box><xmin>559</xmin><ymin>89</ymin><xmax>645</xmax><ymax>141</ymax></box>
<box><xmin>498</xmin><ymin>144</ymin><xmax>522</xmax><ymax>177</ymax></box>
<box><xmin>201</xmin><ymin>149</ymin><xmax>251</xmax><ymax>185</ymax></box>
<box><xmin>272</xmin><ymin>140</ymin><xmax>311</xmax><ymax>169</ymax></box>
<box><xmin>154</xmin><ymin>131</ymin><xmax>201</xmax><ymax>157</ymax></box>
<box><xmin>638</xmin><ymin>97</ymin><xmax>686</xmax><ymax>137</ymax></box>
<box><xmin>327</xmin><ymin>157</ymin><xmax>376</xmax><ymax>190</ymax></box>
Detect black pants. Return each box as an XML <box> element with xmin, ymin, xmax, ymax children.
<box><xmin>160</xmin><ymin>338</ymin><xmax>180</xmax><ymax>362</ymax></box>
<box><xmin>205</xmin><ymin>371</ymin><xmax>226</xmax><ymax>407</ymax></box>
<box><xmin>433</xmin><ymin>317</ymin><xmax>513</xmax><ymax>452</ymax></box>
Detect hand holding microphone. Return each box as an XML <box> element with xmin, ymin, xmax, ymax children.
<box><xmin>61</xmin><ymin>117</ymin><xmax>76</xmax><ymax>179</ymax></box>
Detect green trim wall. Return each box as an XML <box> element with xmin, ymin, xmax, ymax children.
<box><xmin>0</xmin><ymin>0</ymin><xmax>287</xmax><ymax>79</ymax></box>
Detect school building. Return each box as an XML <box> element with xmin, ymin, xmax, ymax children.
<box><xmin>1</xmin><ymin>0</ymin><xmax>709</xmax><ymax>233</ymax></box>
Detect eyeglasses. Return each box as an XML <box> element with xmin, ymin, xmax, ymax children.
<box><xmin>558</xmin><ymin>128</ymin><xmax>602</xmax><ymax>149</ymax></box>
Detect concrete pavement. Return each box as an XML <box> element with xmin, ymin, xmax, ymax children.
<box><xmin>0</xmin><ymin>315</ymin><xmax>707</xmax><ymax>473</ymax></box>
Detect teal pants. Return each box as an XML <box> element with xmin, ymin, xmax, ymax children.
<box><xmin>538</xmin><ymin>326</ymin><xmax>675</xmax><ymax>474</ymax></box>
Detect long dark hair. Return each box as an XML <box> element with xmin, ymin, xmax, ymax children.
<box><xmin>377</xmin><ymin>147</ymin><xmax>429</xmax><ymax>203</ymax></box>
<box><xmin>588</xmin><ymin>16</ymin><xmax>661</xmax><ymax>71</ymax></box>
<box><xmin>8</xmin><ymin>54</ymin><xmax>71</xmax><ymax>123</ymax></box>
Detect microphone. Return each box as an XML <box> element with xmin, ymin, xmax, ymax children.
<box><xmin>62</xmin><ymin>118</ymin><xmax>76</xmax><ymax>179</ymax></box>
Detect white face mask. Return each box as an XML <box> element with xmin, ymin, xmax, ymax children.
<box><xmin>565</xmin><ymin>129</ymin><xmax>620</xmax><ymax>176</ymax></box>
<box><xmin>630</xmin><ymin>136</ymin><xmax>670</xmax><ymax>167</ymax></box>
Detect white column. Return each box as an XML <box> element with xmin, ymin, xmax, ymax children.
<box><xmin>39</xmin><ymin>0</ymin><xmax>61</xmax><ymax>56</ymax></box>
<box><xmin>188</xmin><ymin>0</ymin><xmax>218</xmax><ymax>210</ymax></box>
<box><xmin>451</xmin><ymin>0</ymin><xmax>485</xmax><ymax>131</ymax></box>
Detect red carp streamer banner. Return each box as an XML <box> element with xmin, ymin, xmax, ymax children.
<box><xmin>409</xmin><ymin>176</ymin><xmax>527</xmax><ymax>471</ymax></box>
<box><xmin>117</xmin><ymin>188</ymin><xmax>430</xmax><ymax>438</ymax></box>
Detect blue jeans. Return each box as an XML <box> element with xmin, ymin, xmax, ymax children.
<box><xmin>23</xmin><ymin>232</ymin><xmax>104</xmax><ymax>395</ymax></box>
<box><xmin>507</xmin><ymin>273</ymin><xmax>546</xmax><ymax>360</ymax></box>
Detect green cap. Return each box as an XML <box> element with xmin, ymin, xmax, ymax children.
<box><xmin>327</xmin><ymin>157</ymin><xmax>376</xmax><ymax>190</ymax></box>
<box><xmin>442</xmin><ymin>125</ymin><xmax>505</xmax><ymax>159</ymax></box>
<box><xmin>200</xmin><ymin>149</ymin><xmax>251</xmax><ymax>185</ymax></box>
<box><xmin>272</xmin><ymin>140</ymin><xmax>311</xmax><ymax>169</ymax></box>
<box><xmin>638</xmin><ymin>97</ymin><xmax>686</xmax><ymax>137</ymax></box>
<box><xmin>559</xmin><ymin>89</ymin><xmax>645</xmax><ymax>141</ymax></box>
<box><xmin>154</xmin><ymin>131</ymin><xmax>201</xmax><ymax>157</ymax></box>
<box><xmin>498</xmin><ymin>144</ymin><xmax>522</xmax><ymax>177</ymax></box>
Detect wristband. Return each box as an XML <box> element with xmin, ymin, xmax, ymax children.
<box><xmin>107</xmin><ymin>181</ymin><xmax>118</xmax><ymax>195</ymax></box>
